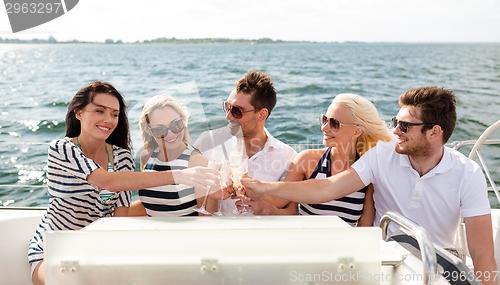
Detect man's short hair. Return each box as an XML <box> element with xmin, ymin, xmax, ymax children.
<box><xmin>236</xmin><ymin>71</ymin><xmax>277</xmax><ymax>118</ymax></box>
<box><xmin>398</xmin><ymin>86</ymin><xmax>456</xmax><ymax>143</ymax></box>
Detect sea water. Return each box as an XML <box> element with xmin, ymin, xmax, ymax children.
<box><xmin>0</xmin><ymin>43</ymin><xmax>499</xmax><ymax>207</ymax></box>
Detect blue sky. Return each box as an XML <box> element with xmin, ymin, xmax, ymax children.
<box><xmin>1</xmin><ymin>0</ymin><xmax>499</xmax><ymax>42</ymax></box>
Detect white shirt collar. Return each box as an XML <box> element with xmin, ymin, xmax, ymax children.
<box><xmin>398</xmin><ymin>145</ymin><xmax>453</xmax><ymax>177</ymax></box>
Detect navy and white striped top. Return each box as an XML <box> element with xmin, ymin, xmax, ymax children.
<box><xmin>299</xmin><ymin>148</ymin><xmax>367</xmax><ymax>226</ymax></box>
<box><xmin>28</xmin><ymin>137</ymin><xmax>133</xmax><ymax>269</ymax></box>
<box><xmin>139</xmin><ymin>145</ymin><xmax>198</xmax><ymax>217</ymax></box>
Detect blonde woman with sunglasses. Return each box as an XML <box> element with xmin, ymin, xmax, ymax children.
<box><xmin>129</xmin><ymin>95</ymin><xmax>217</xmax><ymax>217</ymax></box>
<box><xmin>276</xmin><ymin>93</ymin><xmax>393</xmax><ymax>225</ymax></box>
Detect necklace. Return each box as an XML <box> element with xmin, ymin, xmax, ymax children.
<box><xmin>76</xmin><ymin>137</ymin><xmax>113</xmax><ymax>171</ymax></box>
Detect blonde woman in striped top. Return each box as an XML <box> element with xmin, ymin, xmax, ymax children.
<box><xmin>280</xmin><ymin>93</ymin><xmax>393</xmax><ymax>225</ymax></box>
<box><xmin>129</xmin><ymin>95</ymin><xmax>216</xmax><ymax>217</ymax></box>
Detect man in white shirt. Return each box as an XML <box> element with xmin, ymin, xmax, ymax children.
<box><xmin>194</xmin><ymin>71</ymin><xmax>296</xmax><ymax>215</ymax></box>
<box><xmin>243</xmin><ymin>86</ymin><xmax>496</xmax><ymax>283</ymax></box>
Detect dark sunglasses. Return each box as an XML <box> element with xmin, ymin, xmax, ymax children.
<box><xmin>149</xmin><ymin>118</ymin><xmax>184</xmax><ymax>138</ymax></box>
<box><xmin>222</xmin><ymin>101</ymin><xmax>256</xmax><ymax>119</ymax></box>
<box><xmin>391</xmin><ymin>117</ymin><xmax>435</xmax><ymax>133</ymax></box>
<box><xmin>320</xmin><ymin>115</ymin><xmax>356</xmax><ymax>131</ymax></box>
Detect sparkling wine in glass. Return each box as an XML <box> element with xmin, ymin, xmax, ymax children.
<box><xmin>194</xmin><ymin>161</ymin><xmax>221</xmax><ymax>215</ymax></box>
<box><xmin>212</xmin><ymin>160</ymin><xmax>229</xmax><ymax>216</ymax></box>
<box><xmin>228</xmin><ymin>151</ymin><xmax>253</xmax><ymax>215</ymax></box>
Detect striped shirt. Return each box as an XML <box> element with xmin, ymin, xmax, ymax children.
<box><xmin>299</xmin><ymin>148</ymin><xmax>367</xmax><ymax>226</ymax></box>
<box><xmin>28</xmin><ymin>137</ymin><xmax>133</xmax><ymax>270</ymax></box>
<box><xmin>139</xmin><ymin>145</ymin><xmax>198</xmax><ymax>217</ymax></box>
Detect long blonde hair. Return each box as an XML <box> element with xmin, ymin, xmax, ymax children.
<box><xmin>332</xmin><ymin>93</ymin><xmax>393</xmax><ymax>156</ymax></box>
<box><xmin>139</xmin><ymin>95</ymin><xmax>190</xmax><ymax>152</ymax></box>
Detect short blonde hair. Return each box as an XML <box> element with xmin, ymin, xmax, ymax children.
<box><xmin>139</xmin><ymin>95</ymin><xmax>189</xmax><ymax>152</ymax></box>
<box><xmin>332</xmin><ymin>93</ymin><xmax>393</xmax><ymax>156</ymax></box>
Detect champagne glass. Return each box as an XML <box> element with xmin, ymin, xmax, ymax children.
<box><xmin>194</xmin><ymin>161</ymin><xmax>221</xmax><ymax>215</ymax></box>
<box><xmin>212</xmin><ymin>160</ymin><xmax>229</xmax><ymax>216</ymax></box>
<box><xmin>228</xmin><ymin>151</ymin><xmax>253</xmax><ymax>215</ymax></box>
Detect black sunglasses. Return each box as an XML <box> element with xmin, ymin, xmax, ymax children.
<box><xmin>391</xmin><ymin>117</ymin><xmax>435</xmax><ymax>133</ymax></box>
<box><xmin>149</xmin><ymin>118</ymin><xmax>184</xmax><ymax>138</ymax></box>
<box><xmin>222</xmin><ymin>101</ymin><xmax>256</xmax><ymax>119</ymax></box>
<box><xmin>320</xmin><ymin>115</ymin><xmax>356</xmax><ymax>131</ymax></box>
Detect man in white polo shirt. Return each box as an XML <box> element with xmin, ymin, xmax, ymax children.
<box><xmin>194</xmin><ymin>71</ymin><xmax>297</xmax><ymax>215</ymax></box>
<box><xmin>243</xmin><ymin>86</ymin><xmax>496</xmax><ymax>284</ymax></box>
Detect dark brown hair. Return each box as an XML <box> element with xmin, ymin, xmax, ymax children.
<box><xmin>236</xmin><ymin>71</ymin><xmax>277</xmax><ymax>118</ymax></box>
<box><xmin>398</xmin><ymin>86</ymin><xmax>456</xmax><ymax>143</ymax></box>
<box><xmin>65</xmin><ymin>81</ymin><xmax>131</xmax><ymax>150</ymax></box>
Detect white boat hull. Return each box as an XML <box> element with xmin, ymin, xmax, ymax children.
<box><xmin>0</xmin><ymin>209</ymin><xmax>487</xmax><ymax>285</ymax></box>
<box><xmin>0</xmin><ymin>208</ymin><xmax>45</xmax><ymax>285</ymax></box>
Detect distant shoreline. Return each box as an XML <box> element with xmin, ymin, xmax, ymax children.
<box><xmin>0</xmin><ymin>36</ymin><xmax>498</xmax><ymax>45</ymax></box>
<box><xmin>0</xmin><ymin>36</ymin><xmax>326</xmax><ymax>45</ymax></box>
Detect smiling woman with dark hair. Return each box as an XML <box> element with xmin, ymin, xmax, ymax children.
<box><xmin>28</xmin><ymin>82</ymin><xmax>220</xmax><ymax>285</ymax></box>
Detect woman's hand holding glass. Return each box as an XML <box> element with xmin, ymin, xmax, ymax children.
<box><xmin>172</xmin><ymin>166</ymin><xmax>221</xmax><ymax>192</ymax></box>
<box><xmin>208</xmin><ymin>162</ymin><xmax>235</xmax><ymax>200</ymax></box>
<box><xmin>240</xmin><ymin>178</ymin><xmax>272</xmax><ymax>198</ymax></box>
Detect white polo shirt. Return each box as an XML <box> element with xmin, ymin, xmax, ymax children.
<box><xmin>352</xmin><ymin>140</ymin><xmax>490</xmax><ymax>248</ymax></box>
<box><xmin>194</xmin><ymin>126</ymin><xmax>297</xmax><ymax>216</ymax></box>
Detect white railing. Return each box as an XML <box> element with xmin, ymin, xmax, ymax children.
<box><xmin>449</xmin><ymin>120</ymin><xmax>500</xmax><ymax>202</ymax></box>
<box><xmin>380</xmin><ymin>211</ymin><xmax>438</xmax><ymax>285</ymax></box>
